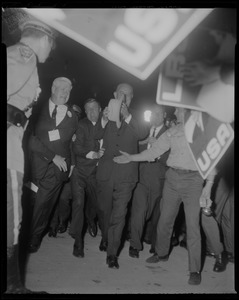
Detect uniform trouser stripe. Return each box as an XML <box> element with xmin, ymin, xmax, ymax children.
<box><xmin>9</xmin><ymin>169</ymin><xmax>20</xmax><ymax>245</ymax></box>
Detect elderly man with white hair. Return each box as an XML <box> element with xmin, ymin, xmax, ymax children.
<box><xmin>27</xmin><ymin>77</ymin><xmax>78</xmax><ymax>253</ymax></box>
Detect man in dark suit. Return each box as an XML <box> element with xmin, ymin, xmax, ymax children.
<box><xmin>27</xmin><ymin>77</ymin><xmax>78</xmax><ymax>253</ymax></box>
<box><xmin>69</xmin><ymin>98</ymin><xmax>104</xmax><ymax>258</ymax></box>
<box><xmin>48</xmin><ymin>104</ymin><xmax>82</xmax><ymax>237</ymax></box>
<box><xmin>129</xmin><ymin>104</ymin><xmax>169</xmax><ymax>258</ymax></box>
<box><xmin>95</xmin><ymin>83</ymin><xmax>148</xmax><ymax>268</ymax></box>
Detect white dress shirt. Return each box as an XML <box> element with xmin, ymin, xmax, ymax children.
<box><xmin>86</xmin><ymin>121</ymin><xmax>98</xmax><ymax>159</ymax></box>
<box><xmin>49</xmin><ymin>99</ymin><xmax>67</xmax><ymax>126</ymax></box>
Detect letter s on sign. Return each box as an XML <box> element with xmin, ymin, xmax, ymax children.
<box><xmin>124</xmin><ymin>9</ymin><xmax>178</xmax><ymax>44</ymax></box>
<box><xmin>207</xmin><ymin>138</ymin><xmax>221</xmax><ymax>160</ymax></box>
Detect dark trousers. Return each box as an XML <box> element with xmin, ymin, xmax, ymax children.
<box><xmin>201</xmin><ymin>214</ymin><xmax>224</xmax><ymax>255</ymax></box>
<box><xmin>69</xmin><ymin>167</ymin><xmax>98</xmax><ymax>242</ymax></box>
<box><xmin>144</xmin><ymin>195</ymin><xmax>162</xmax><ymax>247</ymax></box>
<box><xmin>97</xmin><ymin>177</ymin><xmax>136</xmax><ymax>256</ymax></box>
<box><xmin>30</xmin><ymin>164</ymin><xmax>63</xmax><ymax>239</ymax></box>
<box><xmin>50</xmin><ymin>180</ymin><xmax>72</xmax><ymax>229</ymax></box>
<box><xmin>155</xmin><ymin>168</ymin><xmax>203</xmax><ymax>273</ymax></box>
<box><xmin>211</xmin><ymin>177</ymin><xmax>234</xmax><ymax>255</ymax></box>
<box><xmin>130</xmin><ymin>178</ymin><xmax>164</xmax><ymax>250</ymax></box>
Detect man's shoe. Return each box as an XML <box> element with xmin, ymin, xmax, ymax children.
<box><xmin>179</xmin><ymin>239</ymin><xmax>187</xmax><ymax>249</ymax></box>
<box><xmin>48</xmin><ymin>227</ymin><xmax>57</xmax><ymax>238</ymax></box>
<box><xmin>88</xmin><ymin>222</ymin><xmax>97</xmax><ymax>237</ymax></box>
<box><xmin>73</xmin><ymin>245</ymin><xmax>84</xmax><ymax>258</ymax></box>
<box><xmin>99</xmin><ymin>239</ymin><xmax>107</xmax><ymax>252</ymax></box>
<box><xmin>129</xmin><ymin>246</ymin><xmax>139</xmax><ymax>258</ymax></box>
<box><xmin>171</xmin><ymin>236</ymin><xmax>179</xmax><ymax>247</ymax></box>
<box><xmin>213</xmin><ymin>254</ymin><xmax>226</xmax><ymax>272</ymax></box>
<box><xmin>106</xmin><ymin>255</ymin><xmax>119</xmax><ymax>269</ymax></box>
<box><xmin>58</xmin><ymin>222</ymin><xmax>67</xmax><ymax>234</ymax></box>
<box><xmin>28</xmin><ymin>237</ymin><xmax>41</xmax><ymax>253</ymax></box>
<box><xmin>146</xmin><ymin>253</ymin><xmax>168</xmax><ymax>263</ymax></box>
<box><xmin>226</xmin><ymin>252</ymin><xmax>234</xmax><ymax>263</ymax></box>
<box><xmin>188</xmin><ymin>272</ymin><xmax>201</xmax><ymax>285</ymax></box>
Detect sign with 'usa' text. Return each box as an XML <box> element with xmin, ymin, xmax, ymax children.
<box><xmin>22</xmin><ymin>8</ymin><xmax>212</xmax><ymax>80</ymax></box>
<box><xmin>184</xmin><ymin>111</ymin><xmax>234</xmax><ymax>179</ymax></box>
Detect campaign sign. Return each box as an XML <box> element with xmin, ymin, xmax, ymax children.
<box><xmin>22</xmin><ymin>8</ymin><xmax>212</xmax><ymax>80</ymax></box>
<box><xmin>184</xmin><ymin>111</ymin><xmax>234</xmax><ymax>179</ymax></box>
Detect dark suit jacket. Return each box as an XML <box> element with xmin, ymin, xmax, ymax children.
<box><xmin>73</xmin><ymin>117</ymin><xmax>101</xmax><ymax>177</ymax></box>
<box><xmin>95</xmin><ymin>110</ymin><xmax>148</xmax><ymax>183</ymax></box>
<box><xmin>138</xmin><ymin>125</ymin><xmax>169</xmax><ymax>185</ymax></box>
<box><xmin>29</xmin><ymin>104</ymin><xmax>78</xmax><ymax>182</ymax></box>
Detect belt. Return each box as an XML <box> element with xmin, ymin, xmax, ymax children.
<box><xmin>7</xmin><ymin>104</ymin><xmax>27</xmax><ymax>128</ymax></box>
<box><xmin>170</xmin><ymin>167</ymin><xmax>198</xmax><ymax>174</ymax></box>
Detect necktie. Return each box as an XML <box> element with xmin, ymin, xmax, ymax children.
<box><xmin>152</xmin><ymin>127</ymin><xmax>156</xmax><ymax>137</ymax></box>
<box><xmin>52</xmin><ymin>105</ymin><xmax>58</xmax><ymax>119</ymax></box>
<box><xmin>147</xmin><ymin>127</ymin><xmax>156</xmax><ymax>149</ymax></box>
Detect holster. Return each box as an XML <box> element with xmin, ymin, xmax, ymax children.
<box><xmin>7</xmin><ymin>104</ymin><xmax>27</xmax><ymax>128</ymax></box>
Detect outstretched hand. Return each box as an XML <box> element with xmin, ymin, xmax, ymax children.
<box><xmin>113</xmin><ymin>151</ymin><xmax>131</xmax><ymax>164</ymax></box>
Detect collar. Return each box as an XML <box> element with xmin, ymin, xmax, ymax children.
<box><xmin>49</xmin><ymin>99</ymin><xmax>67</xmax><ymax>109</ymax></box>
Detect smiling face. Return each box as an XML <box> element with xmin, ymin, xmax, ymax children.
<box><xmin>85</xmin><ymin>100</ymin><xmax>101</xmax><ymax>123</ymax></box>
<box><xmin>51</xmin><ymin>78</ymin><xmax>72</xmax><ymax>105</ymax></box>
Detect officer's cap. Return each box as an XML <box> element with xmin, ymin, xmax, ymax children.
<box><xmin>21</xmin><ymin>20</ymin><xmax>57</xmax><ymax>40</ymax></box>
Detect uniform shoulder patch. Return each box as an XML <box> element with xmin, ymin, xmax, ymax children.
<box><xmin>19</xmin><ymin>44</ymin><xmax>34</xmax><ymax>61</ymax></box>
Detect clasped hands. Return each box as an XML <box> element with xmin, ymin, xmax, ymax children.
<box><xmin>113</xmin><ymin>150</ymin><xmax>131</xmax><ymax>164</ymax></box>
<box><xmin>92</xmin><ymin>148</ymin><xmax>105</xmax><ymax>159</ymax></box>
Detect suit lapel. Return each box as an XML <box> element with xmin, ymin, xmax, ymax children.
<box><xmin>56</xmin><ymin>106</ymin><xmax>72</xmax><ymax>128</ymax></box>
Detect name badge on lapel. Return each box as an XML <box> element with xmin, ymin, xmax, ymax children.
<box><xmin>48</xmin><ymin>129</ymin><xmax>60</xmax><ymax>141</ymax></box>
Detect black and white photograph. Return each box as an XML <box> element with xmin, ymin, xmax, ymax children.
<box><xmin>3</xmin><ymin>6</ymin><xmax>236</xmax><ymax>295</ymax></box>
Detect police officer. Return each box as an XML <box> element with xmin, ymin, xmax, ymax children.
<box><xmin>7</xmin><ymin>19</ymin><xmax>56</xmax><ymax>294</ymax></box>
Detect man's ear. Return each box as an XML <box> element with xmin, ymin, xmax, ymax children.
<box><xmin>113</xmin><ymin>91</ymin><xmax>117</xmax><ymax>99</ymax></box>
<box><xmin>51</xmin><ymin>85</ymin><xmax>56</xmax><ymax>94</ymax></box>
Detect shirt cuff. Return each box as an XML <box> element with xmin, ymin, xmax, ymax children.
<box><xmin>86</xmin><ymin>151</ymin><xmax>95</xmax><ymax>159</ymax></box>
<box><xmin>125</xmin><ymin>114</ymin><xmax>132</xmax><ymax>124</ymax></box>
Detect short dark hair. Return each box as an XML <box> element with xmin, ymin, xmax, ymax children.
<box><xmin>84</xmin><ymin>98</ymin><xmax>101</xmax><ymax>109</ymax></box>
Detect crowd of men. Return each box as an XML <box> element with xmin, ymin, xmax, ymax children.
<box><xmin>6</xmin><ymin>18</ymin><xmax>234</xmax><ymax>294</ymax></box>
